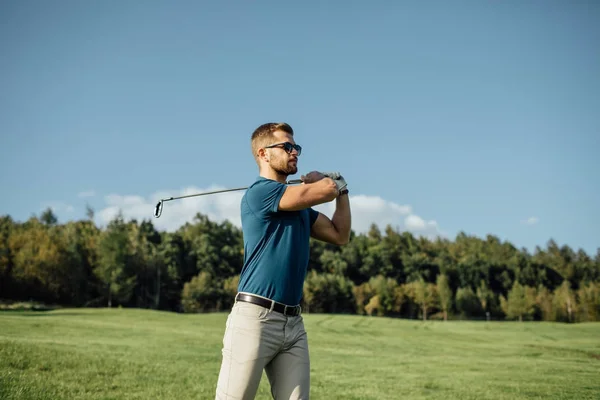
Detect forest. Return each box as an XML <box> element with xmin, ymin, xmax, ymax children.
<box><xmin>1</xmin><ymin>207</ymin><xmax>599</xmax><ymax>323</ymax></box>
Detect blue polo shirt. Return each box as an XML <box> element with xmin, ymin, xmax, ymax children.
<box><xmin>237</xmin><ymin>176</ymin><xmax>320</xmax><ymax>305</ymax></box>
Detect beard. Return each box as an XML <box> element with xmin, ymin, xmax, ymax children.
<box><xmin>271</xmin><ymin>156</ymin><xmax>298</xmax><ymax>176</ymax></box>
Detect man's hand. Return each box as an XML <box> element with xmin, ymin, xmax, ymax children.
<box><xmin>322</xmin><ymin>172</ymin><xmax>348</xmax><ymax>194</ymax></box>
<box><xmin>300</xmin><ymin>171</ymin><xmax>326</xmax><ymax>184</ymax></box>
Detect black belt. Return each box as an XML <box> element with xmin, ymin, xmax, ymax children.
<box><xmin>236</xmin><ymin>293</ymin><xmax>301</xmax><ymax>317</ymax></box>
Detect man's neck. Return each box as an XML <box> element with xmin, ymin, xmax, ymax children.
<box><xmin>260</xmin><ymin>169</ymin><xmax>287</xmax><ymax>183</ymax></box>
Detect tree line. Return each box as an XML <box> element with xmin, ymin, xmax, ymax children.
<box><xmin>1</xmin><ymin>208</ymin><xmax>599</xmax><ymax>322</ymax></box>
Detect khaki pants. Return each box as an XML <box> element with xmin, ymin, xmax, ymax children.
<box><xmin>215</xmin><ymin>295</ymin><xmax>310</xmax><ymax>400</ymax></box>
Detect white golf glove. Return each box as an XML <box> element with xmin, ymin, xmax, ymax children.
<box><xmin>321</xmin><ymin>171</ymin><xmax>348</xmax><ymax>194</ymax></box>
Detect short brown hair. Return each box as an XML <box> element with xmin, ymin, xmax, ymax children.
<box><xmin>251</xmin><ymin>122</ymin><xmax>294</xmax><ymax>162</ymax></box>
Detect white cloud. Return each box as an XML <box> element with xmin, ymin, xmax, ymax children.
<box><xmin>97</xmin><ymin>185</ymin><xmax>246</xmax><ymax>232</ymax></box>
<box><xmin>78</xmin><ymin>190</ymin><xmax>96</xmax><ymax>198</ymax></box>
<box><xmin>522</xmin><ymin>216</ymin><xmax>539</xmax><ymax>225</ymax></box>
<box><xmin>95</xmin><ymin>186</ymin><xmax>445</xmax><ymax>239</ymax></box>
<box><xmin>313</xmin><ymin>194</ymin><xmax>444</xmax><ymax>239</ymax></box>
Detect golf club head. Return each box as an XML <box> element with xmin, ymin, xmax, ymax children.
<box><xmin>154</xmin><ymin>200</ymin><xmax>164</xmax><ymax>218</ymax></box>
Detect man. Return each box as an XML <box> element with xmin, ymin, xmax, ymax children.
<box><xmin>215</xmin><ymin>122</ymin><xmax>352</xmax><ymax>400</ymax></box>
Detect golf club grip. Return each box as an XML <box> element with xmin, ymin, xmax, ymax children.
<box><xmin>287</xmin><ymin>179</ymin><xmax>303</xmax><ymax>184</ymax></box>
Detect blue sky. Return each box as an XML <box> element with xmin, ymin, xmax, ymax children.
<box><xmin>1</xmin><ymin>1</ymin><xmax>598</xmax><ymax>255</ymax></box>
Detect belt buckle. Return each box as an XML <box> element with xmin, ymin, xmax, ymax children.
<box><xmin>284</xmin><ymin>305</ymin><xmax>299</xmax><ymax>316</ymax></box>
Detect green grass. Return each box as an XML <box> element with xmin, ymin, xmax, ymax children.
<box><xmin>1</xmin><ymin>309</ymin><xmax>599</xmax><ymax>399</ymax></box>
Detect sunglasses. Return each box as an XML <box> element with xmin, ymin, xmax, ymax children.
<box><xmin>264</xmin><ymin>141</ymin><xmax>302</xmax><ymax>156</ymax></box>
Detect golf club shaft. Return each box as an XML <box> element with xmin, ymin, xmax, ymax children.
<box><xmin>154</xmin><ymin>179</ymin><xmax>303</xmax><ymax>218</ymax></box>
<box><xmin>161</xmin><ymin>186</ymin><xmax>250</xmax><ymax>202</ymax></box>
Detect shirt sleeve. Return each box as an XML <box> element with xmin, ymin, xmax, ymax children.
<box><xmin>245</xmin><ymin>179</ymin><xmax>287</xmax><ymax>216</ymax></box>
<box><xmin>308</xmin><ymin>207</ymin><xmax>320</xmax><ymax>226</ymax></box>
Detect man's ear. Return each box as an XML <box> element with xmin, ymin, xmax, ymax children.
<box><xmin>257</xmin><ymin>148</ymin><xmax>269</xmax><ymax>163</ymax></box>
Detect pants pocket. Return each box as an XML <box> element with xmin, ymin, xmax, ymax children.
<box><xmin>234</xmin><ymin>301</ymin><xmax>270</xmax><ymax>320</ymax></box>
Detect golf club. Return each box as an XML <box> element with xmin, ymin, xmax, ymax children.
<box><xmin>154</xmin><ymin>179</ymin><xmax>304</xmax><ymax>218</ymax></box>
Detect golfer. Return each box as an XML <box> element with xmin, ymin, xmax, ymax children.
<box><xmin>215</xmin><ymin>122</ymin><xmax>351</xmax><ymax>399</ymax></box>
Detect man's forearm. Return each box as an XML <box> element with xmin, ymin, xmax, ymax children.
<box><xmin>332</xmin><ymin>194</ymin><xmax>351</xmax><ymax>244</ymax></box>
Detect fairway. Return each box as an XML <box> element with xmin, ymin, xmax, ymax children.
<box><xmin>1</xmin><ymin>309</ymin><xmax>599</xmax><ymax>399</ymax></box>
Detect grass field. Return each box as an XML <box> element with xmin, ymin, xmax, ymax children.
<box><xmin>1</xmin><ymin>308</ymin><xmax>599</xmax><ymax>399</ymax></box>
